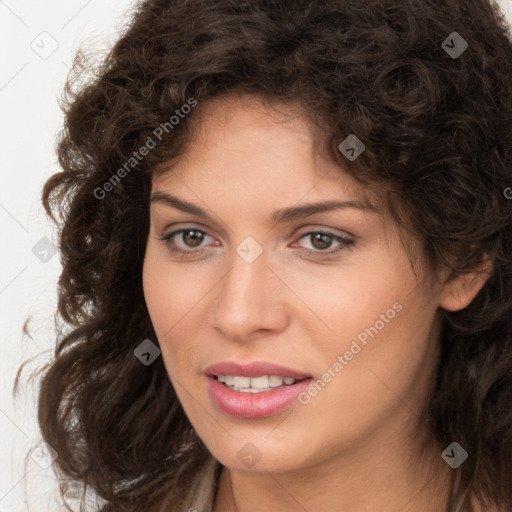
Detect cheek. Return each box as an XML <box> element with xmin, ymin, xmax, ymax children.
<box><xmin>142</xmin><ymin>247</ymin><xmax>207</xmax><ymax>330</ymax></box>
<box><xmin>288</xmin><ymin>257</ymin><xmax>410</xmax><ymax>346</ymax></box>
<box><xmin>315</xmin><ymin>288</ymin><xmax>438</xmax><ymax>421</ymax></box>
<box><xmin>142</xmin><ymin>252</ymin><xmax>214</xmax><ymax>372</ymax></box>
<box><xmin>291</xmin><ymin>255</ymin><xmax>437</xmax><ymax>392</ymax></box>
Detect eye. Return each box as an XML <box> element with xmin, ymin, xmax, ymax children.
<box><xmin>158</xmin><ymin>227</ymin><xmax>354</xmax><ymax>260</ymax></box>
<box><xmin>159</xmin><ymin>228</ymin><xmax>218</xmax><ymax>257</ymax></box>
<box><xmin>292</xmin><ymin>230</ymin><xmax>354</xmax><ymax>258</ymax></box>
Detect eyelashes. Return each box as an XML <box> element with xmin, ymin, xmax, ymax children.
<box><xmin>157</xmin><ymin>227</ymin><xmax>355</xmax><ymax>260</ymax></box>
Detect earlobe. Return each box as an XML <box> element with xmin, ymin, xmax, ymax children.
<box><xmin>439</xmin><ymin>255</ymin><xmax>493</xmax><ymax>312</ymax></box>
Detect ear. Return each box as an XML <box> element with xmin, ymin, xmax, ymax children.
<box><xmin>439</xmin><ymin>254</ymin><xmax>493</xmax><ymax>312</ymax></box>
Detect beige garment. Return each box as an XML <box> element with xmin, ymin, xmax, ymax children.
<box><xmin>178</xmin><ymin>455</ymin><xmax>222</xmax><ymax>512</ymax></box>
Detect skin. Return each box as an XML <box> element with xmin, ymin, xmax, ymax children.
<box><xmin>142</xmin><ymin>94</ymin><xmax>491</xmax><ymax>512</ymax></box>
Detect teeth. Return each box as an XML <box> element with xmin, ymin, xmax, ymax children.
<box><xmin>233</xmin><ymin>387</ymin><xmax>268</xmax><ymax>393</ymax></box>
<box><xmin>233</xmin><ymin>376</ymin><xmax>251</xmax><ymax>388</ymax></box>
<box><xmin>250</xmin><ymin>376</ymin><xmax>269</xmax><ymax>389</ymax></box>
<box><xmin>269</xmin><ymin>375</ymin><xmax>284</xmax><ymax>387</ymax></box>
<box><xmin>217</xmin><ymin>374</ymin><xmax>299</xmax><ymax>391</ymax></box>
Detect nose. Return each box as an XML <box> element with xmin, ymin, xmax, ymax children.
<box><xmin>210</xmin><ymin>246</ymin><xmax>290</xmax><ymax>342</ymax></box>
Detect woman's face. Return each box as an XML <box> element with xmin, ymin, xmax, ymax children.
<box><xmin>142</xmin><ymin>95</ymin><xmax>446</xmax><ymax>474</ymax></box>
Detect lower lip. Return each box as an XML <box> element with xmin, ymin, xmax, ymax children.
<box><xmin>207</xmin><ymin>376</ymin><xmax>313</xmax><ymax>418</ymax></box>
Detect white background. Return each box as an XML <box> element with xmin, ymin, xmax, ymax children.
<box><xmin>1</xmin><ymin>1</ymin><xmax>512</xmax><ymax>510</ymax></box>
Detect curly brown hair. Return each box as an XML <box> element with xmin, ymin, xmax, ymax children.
<box><xmin>18</xmin><ymin>0</ymin><xmax>512</xmax><ymax>510</ymax></box>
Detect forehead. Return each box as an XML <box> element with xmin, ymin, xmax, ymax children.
<box><xmin>152</xmin><ymin>94</ymin><xmax>380</xmax><ymax>212</ymax></box>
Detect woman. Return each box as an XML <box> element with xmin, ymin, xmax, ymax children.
<box><xmin>30</xmin><ymin>0</ymin><xmax>512</xmax><ymax>510</ymax></box>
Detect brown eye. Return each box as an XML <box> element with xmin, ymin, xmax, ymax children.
<box><xmin>294</xmin><ymin>230</ymin><xmax>355</xmax><ymax>258</ymax></box>
<box><xmin>310</xmin><ymin>233</ymin><xmax>334</xmax><ymax>250</ymax></box>
<box><xmin>159</xmin><ymin>227</ymin><xmax>218</xmax><ymax>258</ymax></box>
<box><xmin>181</xmin><ymin>230</ymin><xmax>205</xmax><ymax>247</ymax></box>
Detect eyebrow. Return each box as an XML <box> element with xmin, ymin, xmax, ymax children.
<box><xmin>150</xmin><ymin>191</ymin><xmax>378</xmax><ymax>223</ymax></box>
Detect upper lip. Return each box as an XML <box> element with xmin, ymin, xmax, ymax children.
<box><xmin>205</xmin><ymin>361</ymin><xmax>312</xmax><ymax>380</ymax></box>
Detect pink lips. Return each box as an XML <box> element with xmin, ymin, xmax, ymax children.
<box><xmin>205</xmin><ymin>361</ymin><xmax>313</xmax><ymax>418</ymax></box>
<box><xmin>205</xmin><ymin>361</ymin><xmax>312</xmax><ymax>380</ymax></box>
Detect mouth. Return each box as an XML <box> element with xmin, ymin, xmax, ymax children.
<box><xmin>205</xmin><ymin>361</ymin><xmax>313</xmax><ymax>418</ymax></box>
<box><xmin>205</xmin><ymin>360</ymin><xmax>312</xmax><ymax>380</ymax></box>
<box><xmin>214</xmin><ymin>374</ymin><xmax>309</xmax><ymax>393</ymax></box>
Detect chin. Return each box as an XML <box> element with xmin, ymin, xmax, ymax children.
<box><xmin>204</xmin><ymin>434</ymin><xmax>312</xmax><ymax>474</ymax></box>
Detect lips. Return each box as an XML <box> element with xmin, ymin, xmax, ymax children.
<box><xmin>205</xmin><ymin>361</ymin><xmax>312</xmax><ymax>380</ymax></box>
<box><xmin>205</xmin><ymin>361</ymin><xmax>313</xmax><ymax>418</ymax></box>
